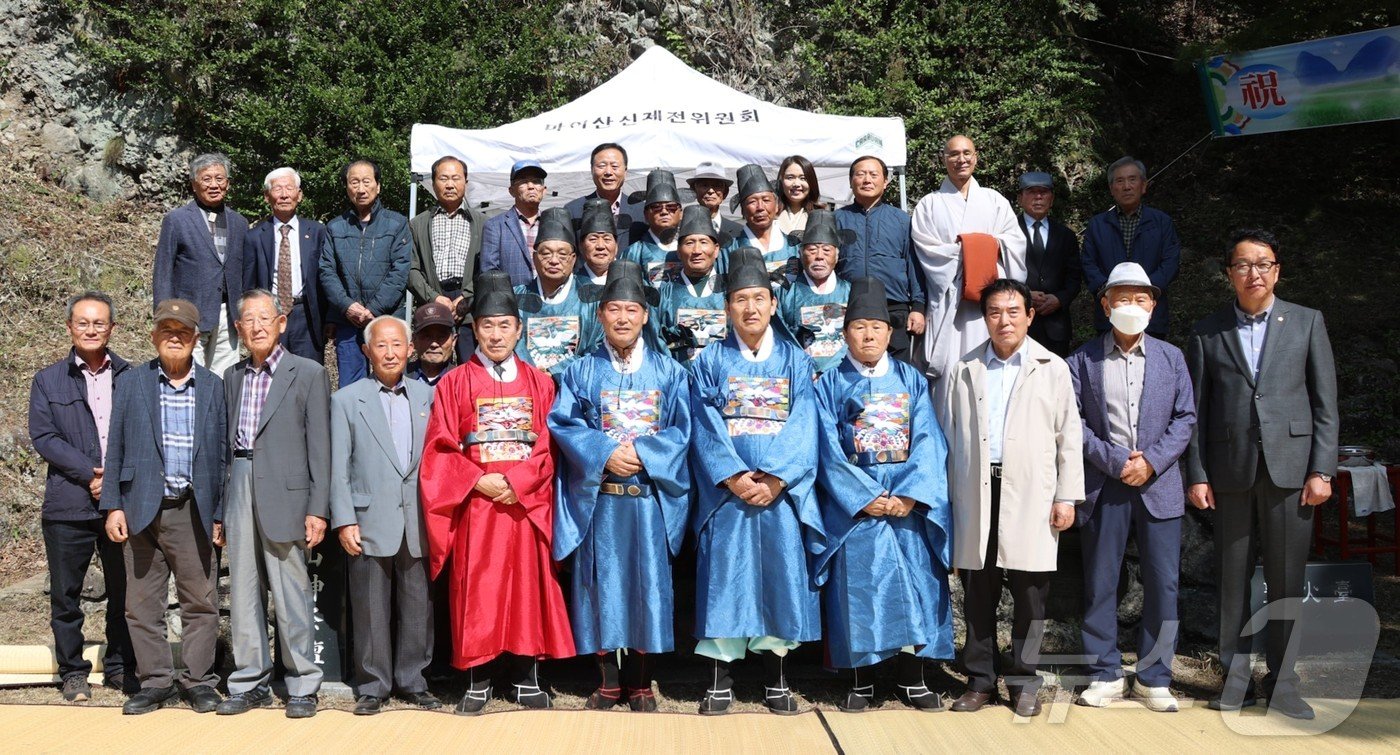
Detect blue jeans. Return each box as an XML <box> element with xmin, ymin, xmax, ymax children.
<box><xmin>334</xmin><ymin>323</ymin><xmax>368</xmax><ymax>387</ymax></box>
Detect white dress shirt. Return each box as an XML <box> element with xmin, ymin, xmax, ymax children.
<box><xmin>271</xmin><ymin>215</ymin><xmax>304</xmax><ymax>298</ymax></box>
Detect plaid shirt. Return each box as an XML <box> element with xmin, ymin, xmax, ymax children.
<box><xmin>430</xmin><ymin>205</ymin><xmax>473</xmax><ymax>282</ymax></box>
<box><xmin>1117</xmin><ymin>206</ymin><xmax>1141</xmax><ymax>259</ymax></box>
<box><xmin>158</xmin><ymin>367</ymin><xmax>197</xmax><ymax>497</ymax></box>
<box><xmin>236</xmin><ymin>346</ymin><xmax>285</xmax><ymax>450</ymax></box>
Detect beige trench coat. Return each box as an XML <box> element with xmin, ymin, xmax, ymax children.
<box><xmin>944</xmin><ymin>337</ymin><xmax>1085</xmax><ymax>572</ymax></box>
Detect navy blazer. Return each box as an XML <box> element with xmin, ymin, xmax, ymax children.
<box><xmin>1081</xmin><ymin>205</ymin><xmax>1180</xmax><ymax>335</ymax></box>
<box><xmin>1066</xmin><ymin>334</ymin><xmax>1196</xmax><ymax>521</ymax></box>
<box><xmin>1019</xmin><ymin>213</ymin><xmax>1082</xmax><ymax>345</ymax></box>
<box><xmin>154</xmin><ymin>200</ymin><xmax>249</xmax><ymax>332</ymax></box>
<box><xmin>100</xmin><ymin>360</ymin><xmax>228</xmax><ymax>538</ymax></box>
<box><xmin>244</xmin><ymin>214</ymin><xmax>327</xmax><ymax>350</ymax></box>
<box><xmin>479</xmin><ymin>207</ymin><xmax>537</xmax><ymax>288</ymax></box>
<box><xmin>28</xmin><ymin>349</ymin><xmax>132</xmax><ymax>520</ymax></box>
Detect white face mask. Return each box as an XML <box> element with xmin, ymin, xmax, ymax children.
<box><xmin>1109</xmin><ymin>304</ymin><xmax>1151</xmax><ymax>336</ymax></box>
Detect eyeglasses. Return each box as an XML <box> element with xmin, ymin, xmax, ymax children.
<box><xmin>239</xmin><ymin>315</ymin><xmax>281</xmax><ymax>327</ymax></box>
<box><xmin>649</xmin><ymin>203</ymin><xmax>681</xmax><ymax>214</ymax></box>
<box><xmin>196</xmin><ymin>175</ymin><xmax>228</xmax><ymax>186</ymax></box>
<box><xmin>1229</xmin><ymin>260</ymin><xmax>1277</xmax><ymax>275</ymax></box>
<box><xmin>347</xmin><ymin>178</ymin><xmax>377</xmax><ymax>188</ymax></box>
<box><xmin>536</xmin><ymin>250</ymin><xmax>575</xmax><ymax>261</ymax></box>
<box><xmin>70</xmin><ymin>320</ymin><xmax>111</xmax><ymax>332</ymax></box>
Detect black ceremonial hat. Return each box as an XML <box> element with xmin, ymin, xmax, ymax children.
<box><xmin>677</xmin><ymin>204</ymin><xmax>721</xmax><ymax>243</ymax></box>
<box><xmin>734</xmin><ymin>163</ymin><xmax>776</xmax><ymax>203</ymax></box>
<box><xmin>845</xmin><ymin>277</ymin><xmax>891</xmax><ymax>324</ymax></box>
<box><xmin>534</xmin><ymin>207</ymin><xmax>576</xmax><ymax>250</ymax></box>
<box><xmin>601</xmin><ymin>259</ymin><xmax>658</xmax><ymax>307</ymax></box>
<box><xmin>725</xmin><ymin>246</ymin><xmax>772</xmax><ymax>297</ymax></box>
<box><xmin>795</xmin><ymin>209</ymin><xmax>856</xmax><ymax>248</ymax></box>
<box><xmin>577</xmin><ymin>197</ymin><xmax>616</xmax><ymax>239</ymax></box>
<box><xmin>629</xmin><ymin>168</ymin><xmax>682</xmax><ymax>207</ymax></box>
<box><xmin>471</xmin><ymin>270</ymin><xmax>519</xmax><ymax>320</ymax></box>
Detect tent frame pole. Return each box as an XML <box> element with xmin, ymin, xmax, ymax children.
<box><xmin>406</xmin><ymin>173</ymin><xmax>424</xmax><ymax>312</ymax></box>
<box><xmin>898</xmin><ymin>168</ymin><xmax>908</xmax><ymax>212</ymax></box>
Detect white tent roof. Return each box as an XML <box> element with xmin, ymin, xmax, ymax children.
<box><xmin>409</xmin><ymin>46</ymin><xmax>907</xmax><ymax>215</ymax></box>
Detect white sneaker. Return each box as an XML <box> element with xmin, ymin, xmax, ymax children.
<box><xmin>1077</xmin><ymin>677</ymin><xmax>1127</xmax><ymax>707</ymax></box>
<box><xmin>1131</xmin><ymin>680</ymin><xmax>1179</xmax><ymax>712</ymax></box>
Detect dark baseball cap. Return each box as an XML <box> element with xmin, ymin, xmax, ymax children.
<box><xmin>412</xmin><ymin>301</ymin><xmax>455</xmax><ymax>334</ymax></box>
<box><xmin>153</xmin><ymin>299</ymin><xmax>200</xmax><ymax>330</ymax></box>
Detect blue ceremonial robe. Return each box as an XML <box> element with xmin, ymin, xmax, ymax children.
<box><xmin>813</xmin><ymin>356</ymin><xmax>954</xmax><ymax>668</ymax></box>
<box><xmin>514</xmin><ymin>275</ymin><xmax>601</xmax><ymax>376</ymax></box>
<box><xmin>779</xmin><ymin>275</ymin><xmax>852</xmax><ymax>375</ymax></box>
<box><xmin>658</xmin><ymin>271</ymin><xmax>727</xmax><ymax>365</ymax></box>
<box><xmin>623</xmin><ymin>234</ymin><xmax>681</xmax><ymax>286</ymax></box>
<box><xmin>550</xmin><ymin>345</ymin><xmax>693</xmax><ymax>653</ymax></box>
<box><xmin>721</xmin><ymin>228</ymin><xmax>800</xmax><ymax>277</ymax></box>
<box><xmin>688</xmin><ymin>329</ymin><xmax>824</xmax><ymax>643</ymax></box>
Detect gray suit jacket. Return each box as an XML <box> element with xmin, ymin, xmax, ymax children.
<box><xmin>328</xmin><ymin>377</ymin><xmax>432</xmax><ymax>558</ymax></box>
<box><xmin>222</xmin><ymin>352</ymin><xmax>332</xmax><ymax>543</ymax></box>
<box><xmin>153</xmin><ymin>200</ymin><xmax>249</xmax><ymax>332</ymax></box>
<box><xmin>408</xmin><ymin>205</ymin><xmax>485</xmax><ymax>308</ymax></box>
<box><xmin>1184</xmin><ymin>298</ymin><xmax>1338</xmax><ymax>492</ymax></box>
<box><xmin>100</xmin><ymin>361</ymin><xmax>227</xmax><ymax>538</ymax></box>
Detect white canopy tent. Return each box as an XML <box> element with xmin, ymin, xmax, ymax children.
<box><xmin>407</xmin><ymin>46</ymin><xmax>908</xmax><ymax>217</ymax></box>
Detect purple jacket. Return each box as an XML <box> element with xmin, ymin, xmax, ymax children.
<box><xmin>28</xmin><ymin>349</ymin><xmax>132</xmax><ymax>520</ymax></box>
<box><xmin>1066</xmin><ymin>334</ymin><xmax>1196</xmax><ymax>520</ymax></box>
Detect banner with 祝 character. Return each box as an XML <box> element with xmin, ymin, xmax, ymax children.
<box><xmin>1197</xmin><ymin>26</ymin><xmax>1400</xmax><ymax>137</ymax></box>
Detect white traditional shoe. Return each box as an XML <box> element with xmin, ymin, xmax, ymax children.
<box><xmin>1077</xmin><ymin>677</ymin><xmax>1127</xmax><ymax>707</ymax></box>
<box><xmin>1131</xmin><ymin>680</ymin><xmax>1180</xmax><ymax>712</ymax></box>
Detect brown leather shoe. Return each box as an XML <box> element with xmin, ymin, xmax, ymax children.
<box><xmin>950</xmin><ymin>690</ymin><xmax>994</xmax><ymax>712</ymax></box>
<box><xmin>1012</xmin><ymin>691</ymin><xmax>1042</xmax><ymax>717</ymax></box>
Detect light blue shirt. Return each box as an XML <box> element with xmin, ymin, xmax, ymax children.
<box><xmin>983</xmin><ymin>342</ymin><xmax>1025</xmax><ymax>464</ymax></box>
<box><xmin>1234</xmin><ymin>298</ymin><xmax>1273</xmax><ymax>380</ymax></box>
<box><xmin>377</xmin><ymin>380</ymin><xmax>411</xmax><ymax>471</ymax></box>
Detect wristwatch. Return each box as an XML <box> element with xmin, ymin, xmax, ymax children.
<box><xmin>1312</xmin><ymin>472</ymin><xmax>1333</xmax><ymax>483</ymax></box>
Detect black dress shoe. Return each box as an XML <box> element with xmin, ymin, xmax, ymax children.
<box><xmin>286</xmin><ymin>694</ymin><xmax>318</xmax><ymax>719</ymax></box>
<box><xmin>1012</xmin><ymin>691</ymin><xmax>1043</xmax><ymax>717</ymax></box>
<box><xmin>353</xmin><ymin>695</ymin><xmax>384</xmax><ymax>716</ymax></box>
<box><xmin>1208</xmin><ymin>681</ymin><xmax>1259</xmax><ymax>711</ymax></box>
<box><xmin>123</xmin><ymin>685</ymin><xmax>177</xmax><ymax>715</ymax></box>
<box><xmin>950</xmin><ymin>690</ymin><xmax>994</xmax><ymax>712</ymax></box>
<box><xmin>183</xmin><ymin>684</ymin><xmax>222</xmax><ymax>713</ymax></box>
<box><xmin>216</xmin><ymin>685</ymin><xmax>273</xmax><ymax>715</ymax></box>
<box><xmin>398</xmin><ymin>690</ymin><xmax>442</xmax><ymax>710</ymax></box>
<box><xmin>1268</xmin><ymin>691</ymin><xmax>1315</xmax><ymax>720</ymax></box>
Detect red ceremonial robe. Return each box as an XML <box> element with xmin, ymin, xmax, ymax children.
<box><xmin>420</xmin><ymin>355</ymin><xmax>575</xmax><ymax>669</ymax></box>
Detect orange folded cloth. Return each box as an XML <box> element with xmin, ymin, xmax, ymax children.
<box><xmin>958</xmin><ymin>233</ymin><xmax>1000</xmax><ymax>302</ymax></box>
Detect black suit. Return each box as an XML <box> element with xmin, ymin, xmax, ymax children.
<box><xmin>245</xmin><ymin>215</ymin><xmax>328</xmax><ymax>362</ymax></box>
<box><xmin>1019</xmin><ymin>213</ymin><xmax>1081</xmax><ymax>356</ymax></box>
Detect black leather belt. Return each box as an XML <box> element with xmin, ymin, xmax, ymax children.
<box><xmin>234</xmin><ymin>449</ymin><xmax>254</xmax><ymax>459</ymax></box>
<box><xmin>600</xmin><ymin>482</ymin><xmax>652</xmax><ymax>497</ymax></box>
<box><xmin>160</xmin><ymin>489</ymin><xmax>193</xmax><ymax>508</ymax></box>
<box><xmin>990</xmin><ymin>463</ymin><xmax>1003</xmax><ymax>478</ymax></box>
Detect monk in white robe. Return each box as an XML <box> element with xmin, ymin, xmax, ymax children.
<box><xmin>910</xmin><ymin>135</ymin><xmax>1026</xmax><ymax>424</ymax></box>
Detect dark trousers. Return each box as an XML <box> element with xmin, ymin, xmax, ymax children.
<box><xmin>959</xmin><ymin>476</ymin><xmax>1051</xmax><ymax>695</ymax></box>
<box><xmin>1080</xmin><ymin>495</ymin><xmax>1181</xmax><ymax>687</ymax></box>
<box><xmin>281</xmin><ymin>300</ymin><xmax>323</xmax><ymax>364</ymax></box>
<box><xmin>440</xmin><ymin>284</ymin><xmax>476</xmax><ymax>363</ymax></box>
<box><xmin>1028</xmin><ymin>319</ymin><xmax>1070</xmax><ymax>358</ymax></box>
<box><xmin>123</xmin><ymin>498</ymin><xmax>219</xmax><ymax>690</ymax></box>
<box><xmin>886</xmin><ymin>300</ymin><xmax>912</xmax><ymax>359</ymax></box>
<box><xmin>43</xmin><ymin>517</ymin><xmax>134</xmax><ymax>681</ymax></box>
<box><xmin>334</xmin><ymin>323</ymin><xmax>368</xmax><ymax>388</ymax></box>
<box><xmin>347</xmin><ymin>538</ymin><xmax>433</xmax><ymax>698</ymax></box>
<box><xmin>1214</xmin><ymin>458</ymin><xmax>1313</xmax><ymax>695</ymax></box>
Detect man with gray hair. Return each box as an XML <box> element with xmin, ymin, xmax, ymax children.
<box><xmin>216</xmin><ymin>289</ymin><xmax>330</xmax><ymax>719</ymax></box>
<box><xmin>1080</xmin><ymin>156</ymin><xmax>1180</xmax><ymax>337</ymax></box>
<box><xmin>154</xmin><ymin>152</ymin><xmax>250</xmax><ymax>375</ymax></box>
<box><xmin>330</xmin><ymin>315</ymin><xmax>439</xmax><ymax>714</ymax></box>
<box><xmin>245</xmin><ymin>167</ymin><xmax>328</xmax><ymax>363</ymax></box>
